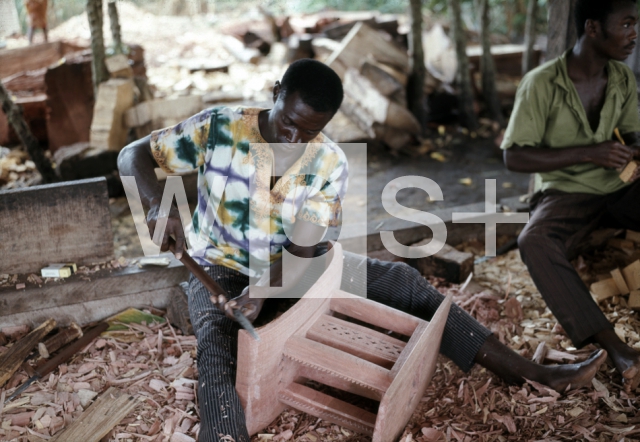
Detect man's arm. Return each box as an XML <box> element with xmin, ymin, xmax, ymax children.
<box><xmin>225</xmin><ymin>219</ymin><xmax>327</xmax><ymax>322</ymax></box>
<box><xmin>504</xmin><ymin>141</ymin><xmax>636</xmax><ymax>174</ymax></box>
<box><xmin>117</xmin><ymin>136</ymin><xmax>187</xmax><ymax>257</ymax></box>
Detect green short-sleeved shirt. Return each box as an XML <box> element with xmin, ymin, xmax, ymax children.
<box><xmin>501</xmin><ymin>50</ymin><xmax>640</xmax><ymax>195</ymax></box>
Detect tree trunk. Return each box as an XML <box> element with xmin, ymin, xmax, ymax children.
<box><xmin>522</xmin><ymin>0</ymin><xmax>538</xmax><ymax>74</ymax></box>
<box><xmin>87</xmin><ymin>0</ymin><xmax>108</xmax><ymax>94</ymax></box>
<box><xmin>479</xmin><ymin>0</ymin><xmax>505</xmax><ymax>126</ymax></box>
<box><xmin>407</xmin><ymin>0</ymin><xmax>426</xmax><ymax>135</ymax></box>
<box><xmin>547</xmin><ymin>0</ymin><xmax>577</xmax><ymax>60</ymax></box>
<box><xmin>448</xmin><ymin>0</ymin><xmax>478</xmax><ymax>130</ymax></box>
<box><xmin>0</xmin><ymin>83</ymin><xmax>56</xmax><ymax>183</ymax></box>
<box><xmin>107</xmin><ymin>0</ymin><xmax>124</xmax><ymax>54</ymax></box>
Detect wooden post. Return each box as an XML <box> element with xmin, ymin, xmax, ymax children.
<box><xmin>522</xmin><ymin>0</ymin><xmax>538</xmax><ymax>74</ymax></box>
<box><xmin>87</xmin><ymin>0</ymin><xmax>109</xmax><ymax>93</ymax></box>
<box><xmin>547</xmin><ymin>0</ymin><xmax>577</xmax><ymax>60</ymax></box>
<box><xmin>407</xmin><ymin>0</ymin><xmax>426</xmax><ymax>135</ymax></box>
<box><xmin>0</xmin><ymin>83</ymin><xmax>56</xmax><ymax>183</ymax></box>
<box><xmin>448</xmin><ymin>0</ymin><xmax>478</xmax><ymax>129</ymax></box>
<box><xmin>479</xmin><ymin>0</ymin><xmax>505</xmax><ymax>127</ymax></box>
<box><xmin>107</xmin><ymin>0</ymin><xmax>124</xmax><ymax>54</ymax></box>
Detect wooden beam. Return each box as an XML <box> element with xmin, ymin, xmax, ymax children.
<box><xmin>0</xmin><ymin>41</ymin><xmax>85</xmax><ymax>79</ymax></box>
<box><xmin>50</xmin><ymin>387</ymin><xmax>142</xmax><ymax>442</ymax></box>
<box><xmin>547</xmin><ymin>0</ymin><xmax>577</xmax><ymax>60</ymax></box>
<box><xmin>0</xmin><ymin>178</ymin><xmax>113</xmax><ymax>274</ymax></box>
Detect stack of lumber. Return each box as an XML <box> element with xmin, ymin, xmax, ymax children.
<box><xmin>326</xmin><ymin>22</ymin><xmax>421</xmax><ymax>151</ymax></box>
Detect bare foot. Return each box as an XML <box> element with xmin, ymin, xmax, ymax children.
<box><xmin>594</xmin><ymin>329</ymin><xmax>640</xmax><ymax>393</ymax></box>
<box><xmin>542</xmin><ymin>349</ymin><xmax>607</xmax><ymax>393</ymax></box>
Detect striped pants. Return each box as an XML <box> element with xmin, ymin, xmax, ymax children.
<box><xmin>518</xmin><ymin>181</ymin><xmax>640</xmax><ymax>347</ymax></box>
<box><xmin>188</xmin><ymin>252</ymin><xmax>492</xmax><ymax>442</ymax></box>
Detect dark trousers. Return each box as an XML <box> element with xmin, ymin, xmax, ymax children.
<box><xmin>188</xmin><ymin>252</ymin><xmax>492</xmax><ymax>442</ymax></box>
<box><xmin>518</xmin><ymin>180</ymin><xmax>640</xmax><ymax>347</ymax></box>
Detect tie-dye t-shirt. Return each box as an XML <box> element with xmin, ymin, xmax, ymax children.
<box><xmin>150</xmin><ymin>106</ymin><xmax>349</xmax><ymax>277</ymax></box>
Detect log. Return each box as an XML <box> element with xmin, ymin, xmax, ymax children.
<box><xmin>409</xmin><ymin>242</ymin><xmax>473</xmax><ymax>284</ymax></box>
<box><xmin>343</xmin><ymin>68</ymin><xmax>420</xmax><ymax>135</ymax></box>
<box><xmin>50</xmin><ymin>386</ymin><xmax>142</xmax><ymax>442</ymax></box>
<box><xmin>0</xmin><ymin>319</ymin><xmax>56</xmax><ymax>387</ymax></box>
<box><xmin>87</xmin><ymin>0</ymin><xmax>109</xmax><ymax>92</ymax></box>
<box><xmin>107</xmin><ymin>0</ymin><xmax>124</xmax><ymax>54</ymax></box>
<box><xmin>326</xmin><ymin>22</ymin><xmax>408</xmax><ymax>80</ymax></box>
<box><xmin>38</xmin><ymin>323</ymin><xmax>83</xmax><ymax>358</ymax></box>
<box><xmin>54</xmin><ymin>142</ymin><xmax>119</xmax><ymax>180</ymax></box>
<box><xmin>522</xmin><ymin>0</ymin><xmax>539</xmax><ymax>74</ymax></box>
<box><xmin>90</xmin><ymin>78</ymin><xmax>134</xmax><ymax>151</ymax></box>
<box><xmin>479</xmin><ymin>0</ymin><xmax>505</xmax><ymax>126</ymax></box>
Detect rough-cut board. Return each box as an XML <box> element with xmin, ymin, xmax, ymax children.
<box><xmin>0</xmin><ymin>255</ymin><xmax>186</xmax><ymax>321</ymax></box>
<box><xmin>49</xmin><ymin>387</ymin><xmax>142</xmax><ymax>442</ymax></box>
<box><xmin>44</xmin><ymin>52</ymin><xmax>95</xmax><ymax>152</ymax></box>
<box><xmin>89</xmin><ymin>78</ymin><xmax>134</xmax><ymax>151</ymax></box>
<box><xmin>629</xmin><ymin>290</ymin><xmax>640</xmax><ymax>309</ymax></box>
<box><xmin>0</xmin><ymin>177</ymin><xmax>113</xmax><ymax>275</ymax></box>
<box><xmin>0</xmin><ymin>318</ymin><xmax>55</xmax><ymax>387</ymax></box>
<box><xmin>326</xmin><ymin>22</ymin><xmax>408</xmax><ymax>80</ymax></box>
<box><xmin>0</xmin><ymin>41</ymin><xmax>85</xmax><ymax>79</ymax></box>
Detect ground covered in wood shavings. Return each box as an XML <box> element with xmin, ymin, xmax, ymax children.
<box><xmin>2</xmin><ymin>239</ymin><xmax>639</xmax><ymax>442</ymax></box>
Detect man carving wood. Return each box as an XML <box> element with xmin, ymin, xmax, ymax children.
<box><xmin>119</xmin><ymin>59</ymin><xmax>605</xmax><ymax>441</ymax></box>
<box><xmin>503</xmin><ymin>0</ymin><xmax>640</xmax><ymax>392</ymax></box>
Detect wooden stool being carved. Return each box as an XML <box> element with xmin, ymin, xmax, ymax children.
<box><xmin>236</xmin><ymin>243</ymin><xmax>452</xmax><ymax>441</ymax></box>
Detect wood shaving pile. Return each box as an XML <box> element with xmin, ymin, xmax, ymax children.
<box><xmin>0</xmin><ymin>320</ymin><xmax>199</xmax><ymax>441</ymax></box>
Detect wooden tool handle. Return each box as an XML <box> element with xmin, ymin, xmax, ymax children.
<box><xmin>614</xmin><ymin>128</ymin><xmax>626</xmax><ymax>145</ymax></box>
<box><xmin>35</xmin><ymin>322</ymin><xmax>109</xmax><ymax>378</ymax></box>
<box><xmin>168</xmin><ymin>239</ymin><xmax>229</xmax><ymax>300</ymax></box>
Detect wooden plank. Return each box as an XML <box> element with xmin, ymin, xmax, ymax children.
<box><xmin>330</xmin><ymin>291</ymin><xmax>421</xmax><ymax>337</ymax></box>
<box><xmin>622</xmin><ymin>261</ymin><xmax>640</xmax><ymax>291</ymax></box>
<box><xmin>44</xmin><ymin>53</ymin><xmax>95</xmax><ymax>152</ymax></box>
<box><xmin>0</xmin><ymin>318</ymin><xmax>55</xmax><ymax>387</ymax></box>
<box><xmin>0</xmin><ymin>285</ymin><xmax>177</xmax><ymax>329</ymax></box>
<box><xmin>546</xmin><ymin>0</ymin><xmax>577</xmax><ymax>60</ymax></box>
<box><xmin>326</xmin><ymin>22</ymin><xmax>408</xmax><ymax>80</ymax></box>
<box><xmin>0</xmin><ymin>256</ymin><xmax>186</xmax><ymax>317</ymax></box>
<box><xmin>628</xmin><ymin>290</ymin><xmax>640</xmax><ymax>310</ymax></box>
<box><xmin>124</xmin><ymin>95</ymin><xmax>203</xmax><ymax>130</ymax></box>
<box><xmin>90</xmin><ymin>78</ymin><xmax>134</xmax><ymax>151</ymax></box>
<box><xmin>0</xmin><ymin>41</ymin><xmax>85</xmax><ymax>79</ymax></box>
<box><xmin>50</xmin><ymin>386</ymin><xmax>142</xmax><ymax>442</ymax></box>
<box><xmin>306</xmin><ymin>314</ymin><xmax>406</xmax><ymax>369</ymax></box>
<box><xmin>374</xmin><ymin>295</ymin><xmax>451</xmax><ymax>442</ymax></box>
<box><xmin>296</xmin><ymin>363</ymin><xmax>382</xmax><ymax>401</ymax></box>
<box><xmin>0</xmin><ymin>177</ymin><xmax>114</xmax><ymax>275</ymax></box>
<box><xmin>278</xmin><ymin>383</ymin><xmax>376</xmax><ymax>437</ymax></box>
<box><xmin>611</xmin><ymin>268</ymin><xmax>630</xmax><ymax>295</ymax></box>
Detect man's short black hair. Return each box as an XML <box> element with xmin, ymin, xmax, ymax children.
<box><xmin>279</xmin><ymin>59</ymin><xmax>344</xmax><ymax>114</ymax></box>
<box><xmin>575</xmin><ymin>0</ymin><xmax>637</xmax><ymax>38</ymax></box>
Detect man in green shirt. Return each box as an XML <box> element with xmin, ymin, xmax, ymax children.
<box><xmin>503</xmin><ymin>0</ymin><xmax>640</xmax><ymax>392</ymax></box>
